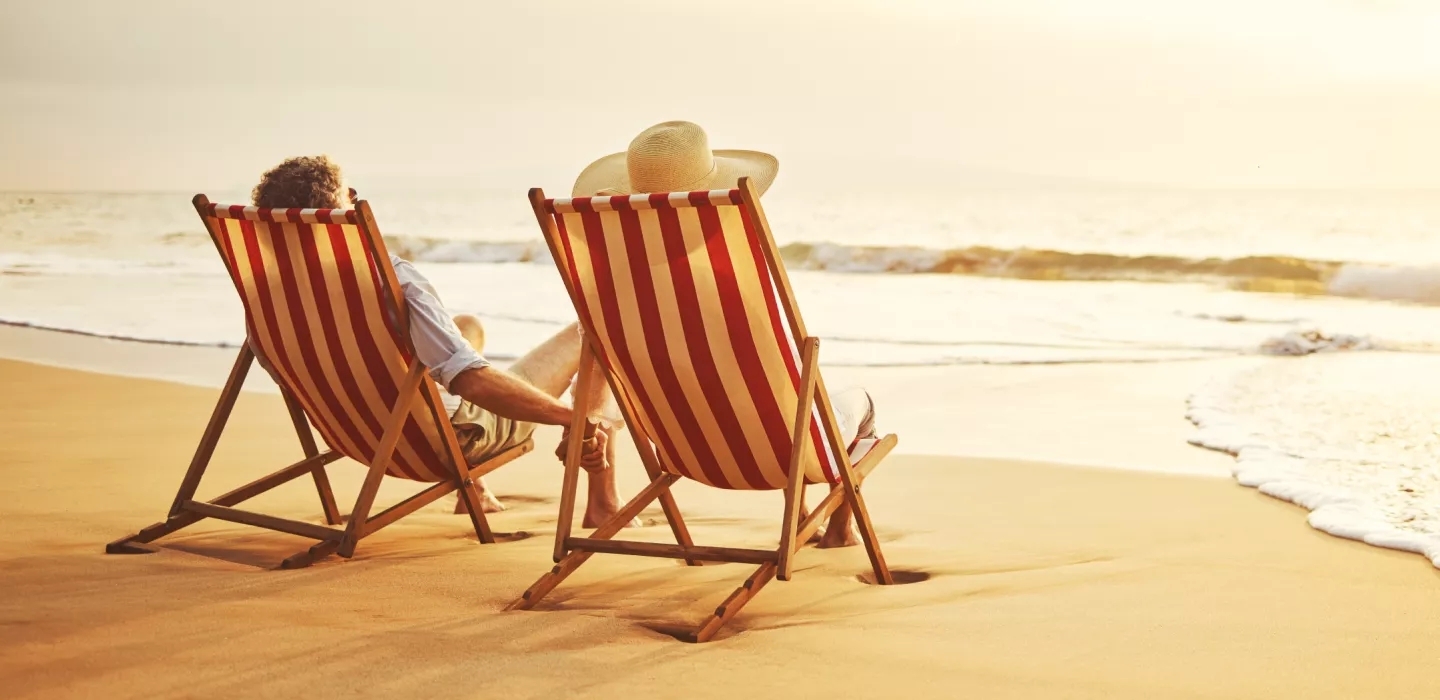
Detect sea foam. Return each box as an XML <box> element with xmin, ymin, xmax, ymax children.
<box><xmin>1188</xmin><ymin>353</ymin><xmax>1440</xmax><ymax>568</ymax></box>
<box><xmin>1326</xmin><ymin>264</ymin><xmax>1440</xmax><ymax>305</ymax></box>
<box><xmin>384</xmin><ymin>236</ymin><xmax>1440</xmax><ymax>311</ymax></box>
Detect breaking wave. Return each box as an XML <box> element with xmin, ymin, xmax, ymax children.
<box><xmin>381</xmin><ymin>235</ymin><xmax>1440</xmax><ymax>305</ymax></box>
<box><xmin>383</xmin><ymin>234</ymin><xmax>1343</xmax><ymax>290</ymax></box>
<box><xmin>50</xmin><ymin>230</ymin><xmax>1432</xmax><ymax>308</ymax></box>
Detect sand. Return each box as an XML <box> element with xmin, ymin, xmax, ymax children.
<box><xmin>2</xmin><ymin>335</ymin><xmax>1439</xmax><ymax>698</ymax></box>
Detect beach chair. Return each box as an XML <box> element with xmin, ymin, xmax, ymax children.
<box><xmin>507</xmin><ymin>177</ymin><xmax>897</xmax><ymax>642</ymax></box>
<box><xmin>106</xmin><ymin>197</ymin><xmax>533</xmax><ymax>568</ymax></box>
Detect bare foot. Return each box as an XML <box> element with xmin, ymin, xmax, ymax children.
<box><xmin>478</xmin><ymin>490</ymin><xmax>506</xmax><ymax>513</ymax></box>
<box><xmin>454</xmin><ymin>489</ymin><xmax>507</xmax><ymax>515</ymax></box>
<box><xmin>816</xmin><ymin>523</ymin><xmax>860</xmax><ymax>548</ymax></box>
<box><xmin>579</xmin><ymin>436</ymin><xmax>637</xmax><ymax>529</ymax></box>
<box><xmin>816</xmin><ymin>504</ymin><xmax>860</xmax><ymax>548</ymax></box>
<box><xmin>798</xmin><ymin>504</ymin><xmax>825</xmax><ymax>544</ymax></box>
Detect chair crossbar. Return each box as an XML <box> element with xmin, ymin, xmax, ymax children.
<box><xmin>565</xmin><ymin>538</ymin><xmax>779</xmax><ymax>565</ymax></box>
<box><xmin>362</xmin><ymin>441</ymin><xmax>534</xmax><ymax>537</ymax></box>
<box><xmin>211</xmin><ymin>452</ymin><xmax>343</xmax><ymax>510</ymax></box>
<box><xmin>692</xmin><ymin>562</ymin><xmax>778</xmax><ymax>643</ymax></box>
<box><xmin>181</xmin><ymin>501</ymin><xmax>343</xmax><ymax>541</ymax></box>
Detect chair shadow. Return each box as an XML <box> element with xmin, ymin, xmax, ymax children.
<box><xmin>150</xmin><ymin>524</ymin><xmax>536</xmax><ymax>569</ymax></box>
<box><xmin>162</xmin><ymin>535</ymin><xmax>307</xmax><ymax>570</ymax></box>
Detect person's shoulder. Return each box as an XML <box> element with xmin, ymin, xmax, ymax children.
<box><xmin>390</xmin><ymin>254</ymin><xmax>423</xmax><ymax>281</ymax></box>
<box><xmin>389</xmin><ymin>255</ymin><xmax>442</xmax><ymax>299</ymax></box>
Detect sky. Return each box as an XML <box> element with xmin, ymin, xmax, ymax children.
<box><xmin>1</xmin><ymin>0</ymin><xmax>1437</xmax><ymax>192</ymax></box>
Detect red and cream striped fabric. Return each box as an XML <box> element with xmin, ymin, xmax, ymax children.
<box><xmin>542</xmin><ymin>189</ymin><xmax>847</xmax><ymax>490</ymax></box>
<box><xmin>204</xmin><ymin>204</ymin><xmax>456</xmax><ymax>482</ymax></box>
<box><xmin>208</xmin><ymin>204</ymin><xmax>358</xmax><ymax>225</ymax></box>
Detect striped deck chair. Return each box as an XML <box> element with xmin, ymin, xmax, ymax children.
<box><xmin>106</xmin><ymin>196</ymin><xmax>533</xmax><ymax>568</ymax></box>
<box><xmin>507</xmin><ymin>177</ymin><xmax>898</xmax><ymax>642</ymax></box>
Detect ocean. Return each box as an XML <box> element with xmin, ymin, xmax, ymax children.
<box><xmin>4</xmin><ymin>186</ymin><xmax>1440</xmax><ymax>565</ymax></box>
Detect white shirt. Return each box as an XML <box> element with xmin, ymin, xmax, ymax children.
<box><xmin>390</xmin><ymin>255</ymin><xmax>488</xmax><ymax>415</ymax></box>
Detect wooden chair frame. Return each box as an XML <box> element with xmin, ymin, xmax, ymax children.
<box><xmin>105</xmin><ymin>195</ymin><xmax>534</xmax><ymax>568</ymax></box>
<box><xmin>506</xmin><ymin>178</ymin><xmax>896</xmax><ymax>642</ymax></box>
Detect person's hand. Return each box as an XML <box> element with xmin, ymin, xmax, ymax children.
<box><xmin>555</xmin><ymin>420</ymin><xmax>608</xmax><ymax>472</ymax></box>
<box><xmin>347</xmin><ymin>187</ymin><xmax>359</xmax><ymax>205</ymax></box>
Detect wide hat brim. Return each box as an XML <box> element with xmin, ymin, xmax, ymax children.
<box><xmin>571</xmin><ymin>149</ymin><xmax>778</xmax><ymax>197</ymax></box>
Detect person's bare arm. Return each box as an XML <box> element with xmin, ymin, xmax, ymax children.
<box><xmin>449</xmin><ymin>366</ymin><xmax>607</xmax><ymax>468</ymax></box>
<box><xmin>448</xmin><ymin>366</ymin><xmax>573</xmax><ymax>426</ymax></box>
<box><xmin>446</xmin><ymin>365</ymin><xmax>570</xmax><ymax>426</ymax></box>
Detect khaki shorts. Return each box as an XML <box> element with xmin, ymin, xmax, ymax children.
<box><xmin>451</xmin><ymin>400</ymin><xmax>538</xmax><ymax>465</ymax></box>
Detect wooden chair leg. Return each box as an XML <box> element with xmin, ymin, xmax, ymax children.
<box><xmin>450</xmin><ymin>439</ymin><xmax>535</xmax><ymax>540</ymax></box>
<box><xmin>336</xmin><ymin>453</ymin><xmax>393</xmax><ymax>559</ymax></box>
<box><xmin>777</xmin><ymin>471</ymin><xmax>807</xmax><ymax>581</ymax></box>
<box><xmin>779</xmin><ymin>337</ymin><xmax>821</xmax><ymax>581</ymax></box>
<box><xmin>309</xmin><ymin>467</ymin><xmax>343</xmax><ymax>526</ymax></box>
<box><xmin>337</xmin><ymin>360</ymin><xmax>424</xmax><ymax>559</ymax></box>
<box><xmin>109</xmin><ymin>346</ymin><xmax>253</xmax><ymax>554</ymax></box>
<box><xmin>627</xmin><ymin>427</ymin><xmax>697</xmax><ymax>563</ymax></box>
<box><xmin>655</xmin><ymin>491</ymin><xmax>695</xmax><ymax>561</ymax></box>
<box><xmin>442</xmin><ymin>397</ymin><xmax>495</xmax><ymax>545</ymax></box>
<box><xmin>598</xmin><ymin>367</ymin><xmax>697</xmax><ymax>562</ymax></box>
<box><xmin>282</xmin><ymin>387</ymin><xmax>343</xmax><ymax>526</ymax></box>
<box><xmin>507</xmin><ymin>473</ymin><xmax>677</xmax><ymax>611</ymax></box>
<box><xmin>551</xmin><ymin>344</ymin><xmax>599</xmax><ymax>563</ymax></box>
<box><xmin>166</xmin><ymin>345</ymin><xmax>254</xmax><ymax>518</ymax></box>
<box><xmin>691</xmin><ymin>562</ymin><xmax>778</xmax><ymax>643</ymax></box>
<box><xmin>454</xmin><ymin>474</ymin><xmax>495</xmax><ymax>545</ymax></box>
<box><xmin>810</xmin><ymin>367</ymin><xmax>893</xmax><ymax>585</ymax></box>
<box><xmin>837</xmin><ymin>460</ymin><xmax>891</xmax><ymax>585</ymax></box>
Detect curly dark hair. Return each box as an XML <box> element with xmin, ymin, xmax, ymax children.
<box><xmin>251</xmin><ymin>155</ymin><xmax>347</xmax><ymax>209</ymax></box>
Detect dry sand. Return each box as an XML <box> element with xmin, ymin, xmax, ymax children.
<box><xmin>2</xmin><ymin>341</ymin><xmax>1439</xmax><ymax>698</ymax></box>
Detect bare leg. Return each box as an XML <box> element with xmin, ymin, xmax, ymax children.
<box><xmin>506</xmin><ymin>322</ymin><xmax>585</xmax><ymax>396</ymax></box>
<box><xmin>817</xmin><ymin>502</ymin><xmax>859</xmax><ymax>548</ymax></box>
<box><xmin>817</xmin><ymin>388</ymin><xmax>876</xmax><ymax>549</ymax></box>
<box><xmin>506</xmin><ymin>323</ymin><xmax>630</xmax><ymax>528</ymax></box>
<box><xmin>454</xmin><ymin>313</ymin><xmax>486</xmax><ymax>355</ymax></box>
<box><xmin>582</xmin><ymin>428</ymin><xmax>625</xmax><ymax>528</ymax></box>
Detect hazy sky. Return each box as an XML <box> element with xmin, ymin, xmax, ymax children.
<box><xmin>2</xmin><ymin>0</ymin><xmax>1437</xmax><ymax>191</ymax></box>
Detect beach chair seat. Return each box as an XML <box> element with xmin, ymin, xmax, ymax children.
<box><xmin>507</xmin><ymin>178</ymin><xmax>897</xmax><ymax>642</ymax></box>
<box><xmin>106</xmin><ymin>197</ymin><xmax>532</xmax><ymax>568</ymax></box>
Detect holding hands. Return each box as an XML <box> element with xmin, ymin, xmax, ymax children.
<box><xmin>555</xmin><ymin>419</ymin><xmax>609</xmax><ymax>472</ymax></box>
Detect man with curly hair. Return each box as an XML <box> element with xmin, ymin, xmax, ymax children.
<box><xmin>250</xmin><ymin>156</ymin><xmax>625</xmax><ymax>525</ymax></box>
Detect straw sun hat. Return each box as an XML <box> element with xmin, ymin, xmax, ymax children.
<box><xmin>571</xmin><ymin>121</ymin><xmax>778</xmax><ymax>197</ymax></box>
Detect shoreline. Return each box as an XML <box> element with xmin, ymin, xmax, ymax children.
<box><xmin>1</xmin><ymin>357</ymin><xmax>1437</xmax><ymax>698</ymax></box>
<box><xmin>0</xmin><ymin>323</ymin><xmax>1240</xmax><ymax>476</ymax></box>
